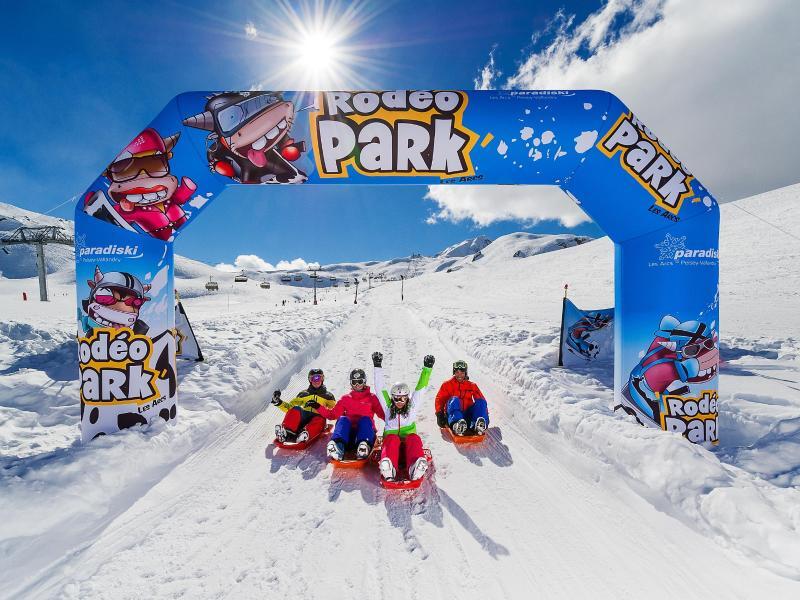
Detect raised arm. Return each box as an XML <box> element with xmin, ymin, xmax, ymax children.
<box><xmin>372</xmin><ymin>351</ymin><xmax>391</xmax><ymax>407</ymax></box>
<box><xmin>409</xmin><ymin>356</ymin><xmax>435</xmax><ymax>419</ymax></box>
<box><xmin>374</xmin><ymin>366</ymin><xmax>392</xmax><ymax>407</ymax></box>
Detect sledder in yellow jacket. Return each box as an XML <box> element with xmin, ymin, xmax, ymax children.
<box><xmin>271</xmin><ymin>368</ymin><xmax>336</xmax><ymax>443</ymax></box>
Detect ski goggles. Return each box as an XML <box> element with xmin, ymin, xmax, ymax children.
<box><xmin>391</xmin><ymin>395</ymin><xmax>409</xmax><ymax>403</ymax></box>
<box><xmin>309</xmin><ymin>374</ymin><xmax>324</xmax><ymax>383</ymax></box>
<box><xmin>107</xmin><ymin>154</ymin><xmax>170</xmax><ymax>183</ymax></box>
<box><xmin>216</xmin><ymin>94</ymin><xmax>281</xmax><ymax>136</ymax></box>
<box><xmin>681</xmin><ymin>338</ymin><xmax>715</xmax><ymax>358</ymax></box>
<box><xmin>93</xmin><ymin>290</ymin><xmax>146</xmax><ymax>307</ymax></box>
<box><xmin>350</xmin><ymin>377</ymin><xmax>366</xmax><ymax>386</ymax></box>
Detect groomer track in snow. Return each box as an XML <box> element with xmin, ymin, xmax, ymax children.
<box><xmin>18</xmin><ymin>298</ymin><xmax>797</xmax><ymax>599</ymax></box>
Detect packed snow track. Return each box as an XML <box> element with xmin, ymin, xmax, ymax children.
<box><xmin>13</xmin><ymin>298</ymin><xmax>798</xmax><ymax>600</ymax></box>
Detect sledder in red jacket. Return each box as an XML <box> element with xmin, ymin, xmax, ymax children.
<box><xmin>434</xmin><ymin>360</ymin><xmax>489</xmax><ymax>436</ymax></box>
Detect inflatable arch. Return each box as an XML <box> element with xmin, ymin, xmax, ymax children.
<box><xmin>74</xmin><ymin>90</ymin><xmax>720</xmax><ymax>445</ymax></box>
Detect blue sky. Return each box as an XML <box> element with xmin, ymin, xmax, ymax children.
<box><xmin>0</xmin><ymin>0</ymin><xmax>604</xmax><ymax>266</ymax></box>
<box><xmin>3</xmin><ymin>1</ymin><xmax>796</xmax><ymax>266</ymax></box>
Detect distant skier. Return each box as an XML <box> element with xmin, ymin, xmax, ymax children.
<box><xmin>271</xmin><ymin>368</ymin><xmax>336</xmax><ymax>443</ymax></box>
<box><xmin>434</xmin><ymin>360</ymin><xmax>489</xmax><ymax>436</ymax></box>
<box><xmin>306</xmin><ymin>368</ymin><xmax>385</xmax><ymax>460</ymax></box>
<box><xmin>372</xmin><ymin>351</ymin><xmax>434</xmax><ymax>482</ymax></box>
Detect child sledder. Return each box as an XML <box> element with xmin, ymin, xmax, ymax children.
<box><xmin>372</xmin><ymin>352</ymin><xmax>435</xmax><ymax>487</ymax></box>
<box><xmin>305</xmin><ymin>368</ymin><xmax>385</xmax><ymax>465</ymax></box>
<box><xmin>271</xmin><ymin>368</ymin><xmax>336</xmax><ymax>449</ymax></box>
<box><xmin>434</xmin><ymin>360</ymin><xmax>490</xmax><ymax>442</ymax></box>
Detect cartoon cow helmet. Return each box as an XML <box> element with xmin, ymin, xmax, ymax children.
<box><xmin>105</xmin><ymin>128</ymin><xmax>179</xmax><ymax>181</ymax></box>
<box><xmin>656</xmin><ymin>315</ymin><xmax>716</xmax><ymax>358</ymax></box>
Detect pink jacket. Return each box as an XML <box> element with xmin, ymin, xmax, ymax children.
<box><xmin>317</xmin><ymin>387</ymin><xmax>386</xmax><ymax>429</ymax></box>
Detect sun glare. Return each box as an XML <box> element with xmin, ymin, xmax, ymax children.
<box><xmin>245</xmin><ymin>0</ymin><xmax>381</xmax><ymax>90</ymax></box>
<box><xmin>297</xmin><ymin>29</ymin><xmax>341</xmax><ymax>79</ymax></box>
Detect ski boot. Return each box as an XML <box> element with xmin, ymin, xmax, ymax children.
<box><xmin>275</xmin><ymin>424</ymin><xmax>288</xmax><ymax>443</ymax></box>
<box><xmin>379</xmin><ymin>457</ymin><xmax>396</xmax><ymax>481</ymax></box>
<box><xmin>327</xmin><ymin>440</ymin><xmax>344</xmax><ymax>460</ymax></box>
<box><xmin>296</xmin><ymin>429</ymin><xmax>310</xmax><ymax>444</ymax></box>
<box><xmin>356</xmin><ymin>440</ymin><xmax>372</xmax><ymax>459</ymax></box>
<box><xmin>409</xmin><ymin>457</ymin><xmax>428</xmax><ymax>481</ymax></box>
<box><xmin>474</xmin><ymin>417</ymin><xmax>487</xmax><ymax>435</ymax></box>
<box><xmin>452</xmin><ymin>419</ymin><xmax>468</xmax><ymax>436</ymax></box>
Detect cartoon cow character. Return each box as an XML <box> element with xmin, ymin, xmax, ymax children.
<box><xmin>79</xmin><ymin>266</ymin><xmax>151</xmax><ymax>336</ymax></box>
<box><xmin>92</xmin><ymin>128</ymin><xmax>197</xmax><ymax>240</ymax></box>
<box><xmin>622</xmin><ymin>314</ymin><xmax>718</xmax><ymax>426</ymax></box>
<box><xmin>183</xmin><ymin>91</ymin><xmax>307</xmax><ymax>184</ymax></box>
<box><xmin>567</xmin><ymin>312</ymin><xmax>611</xmax><ymax>359</ymax></box>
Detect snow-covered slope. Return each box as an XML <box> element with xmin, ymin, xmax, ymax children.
<box><xmin>0</xmin><ymin>184</ymin><xmax>799</xmax><ymax>599</ymax></box>
<box><xmin>0</xmin><ymin>202</ymin><xmax>74</xmax><ymax>279</ymax></box>
<box><xmin>233</xmin><ymin>232</ymin><xmax>593</xmax><ymax>285</ymax></box>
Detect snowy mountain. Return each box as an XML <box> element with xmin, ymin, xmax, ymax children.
<box><xmin>0</xmin><ymin>202</ymin><xmax>74</xmax><ymax>279</ymax></box>
<box><xmin>436</xmin><ymin>234</ymin><xmax>493</xmax><ymax>258</ymax></box>
<box><xmin>1</xmin><ymin>184</ymin><xmax>799</xmax><ymax>599</ymax></box>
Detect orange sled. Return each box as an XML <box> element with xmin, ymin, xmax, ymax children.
<box><xmin>380</xmin><ymin>448</ymin><xmax>433</xmax><ymax>490</ymax></box>
<box><xmin>274</xmin><ymin>424</ymin><xmax>332</xmax><ymax>450</ymax></box>
<box><xmin>330</xmin><ymin>439</ymin><xmax>382</xmax><ymax>468</ymax></box>
<box><xmin>443</xmin><ymin>427</ymin><xmax>486</xmax><ymax>444</ymax></box>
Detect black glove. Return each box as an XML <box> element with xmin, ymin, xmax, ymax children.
<box><xmin>436</xmin><ymin>411</ymin><xmax>447</xmax><ymax>428</ymax></box>
<box><xmin>372</xmin><ymin>351</ymin><xmax>383</xmax><ymax>367</ymax></box>
<box><xmin>304</xmin><ymin>399</ymin><xmax>320</xmax><ymax>410</ymax></box>
<box><xmin>271</xmin><ymin>391</ymin><xmax>282</xmax><ymax>407</ymax></box>
<box><xmin>424</xmin><ymin>355</ymin><xmax>435</xmax><ymax>368</ymax></box>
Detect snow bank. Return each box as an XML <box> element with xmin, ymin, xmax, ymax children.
<box><xmin>0</xmin><ymin>294</ymin><xmax>355</xmax><ymax>594</ymax></box>
<box><xmin>420</xmin><ymin>307</ymin><xmax>800</xmax><ymax>578</ymax></box>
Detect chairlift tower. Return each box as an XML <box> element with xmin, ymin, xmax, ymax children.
<box><xmin>0</xmin><ymin>225</ymin><xmax>74</xmax><ymax>301</ymax></box>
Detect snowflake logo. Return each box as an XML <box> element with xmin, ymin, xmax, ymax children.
<box><xmin>654</xmin><ymin>233</ymin><xmax>686</xmax><ymax>261</ymax></box>
<box><xmin>74</xmin><ymin>233</ymin><xmax>86</xmax><ymax>250</ymax></box>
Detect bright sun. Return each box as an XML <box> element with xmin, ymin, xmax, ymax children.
<box><xmin>246</xmin><ymin>0</ymin><xmax>378</xmax><ymax>90</ymax></box>
<box><xmin>296</xmin><ymin>29</ymin><xmax>341</xmax><ymax>80</ymax></box>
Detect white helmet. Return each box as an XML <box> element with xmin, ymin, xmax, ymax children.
<box><xmin>390</xmin><ymin>382</ymin><xmax>410</xmax><ymax>399</ymax></box>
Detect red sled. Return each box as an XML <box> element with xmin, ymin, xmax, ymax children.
<box><xmin>274</xmin><ymin>424</ymin><xmax>332</xmax><ymax>450</ymax></box>
<box><xmin>442</xmin><ymin>427</ymin><xmax>486</xmax><ymax>444</ymax></box>
<box><xmin>380</xmin><ymin>448</ymin><xmax>433</xmax><ymax>490</ymax></box>
<box><xmin>330</xmin><ymin>439</ymin><xmax>382</xmax><ymax>468</ymax></box>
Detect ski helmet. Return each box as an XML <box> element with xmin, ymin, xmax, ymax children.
<box><xmin>308</xmin><ymin>368</ymin><xmax>324</xmax><ymax>379</ymax></box>
<box><xmin>453</xmin><ymin>360</ymin><xmax>468</xmax><ymax>376</ymax></box>
<box><xmin>350</xmin><ymin>368</ymin><xmax>366</xmax><ymax>385</ymax></box>
<box><xmin>89</xmin><ymin>267</ymin><xmax>151</xmax><ymax>304</ymax></box>
<box><xmin>390</xmin><ymin>382</ymin><xmax>410</xmax><ymax>400</ymax></box>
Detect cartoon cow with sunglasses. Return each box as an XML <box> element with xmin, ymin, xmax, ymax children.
<box><xmin>621</xmin><ymin>314</ymin><xmax>719</xmax><ymax>427</ymax></box>
<box><xmin>87</xmin><ymin>128</ymin><xmax>197</xmax><ymax>240</ymax></box>
<box><xmin>183</xmin><ymin>91</ymin><xmax>307</xmax><ymax>184</ymax></box>
<box><xmin>79</xmin><ymin>266</ymin><xmax>151</xmax><ymax>336</ymax></box>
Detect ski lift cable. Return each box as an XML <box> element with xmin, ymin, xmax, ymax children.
<box><xmin>728</xmin><ymin>202</ymin><xmax>800</xmax><ymax>243</ymax></box>
<box><xmin>41</xmin><ymin>195</ymin><xmax>78</xmax><ymax>216</ymax></box>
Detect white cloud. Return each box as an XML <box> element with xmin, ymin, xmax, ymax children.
<box><xmin>473</xmin><ymin>45</ymin><xmax>500</xmax><ymax>90</ymax></box>
<box><xmin>275</xmin><ymin>258</ymin><xmax>313</xmax><ymax>271</ymax></box>
<box><xmin>244</xmin><ymin>22</ymin><xmax>258</xmax><ymax>39</ymax></box>
<box><xmin>478</xmin><ymin>0</ymin><xmax>800</xmax><ymax>201</ymax></box>
<box><xmin>424</xmin><ymin>185</ymin><xmax>590</xmax><ymax>228</ymax></box>
<box><xmin>214</xmin><ymin>255</ymin><xmax>315</xmax><ymax>272</ymax></box>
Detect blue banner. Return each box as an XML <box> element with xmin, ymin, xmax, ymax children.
<box><xmin>560</xmin><ymin>298</ymin><xmax>614</xmax><ymax>367</ymax></box>
<box><xmin>73</xmin><ymin>90</ymin><xmax>719</xmax><ymax>445</ymax></box>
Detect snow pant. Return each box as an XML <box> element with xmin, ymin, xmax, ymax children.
<box><xmin>447</xmin><ymin>396</ymin><xmax>489</xmax><ymax>429</ymax></box>
<box><xmin>332</xmin><ymin>415</ymin><xmax>375</xmax><ymax>450</ymax></box>
<box><xmin>381</xmin><ymin>433</ymin><xmax>424</xmax><ymax>472</ymax></box>
<box><xmin>282</xmin><ymin>407</ymin><xmax>326</xmax><ymax>438</ymax></box>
